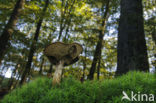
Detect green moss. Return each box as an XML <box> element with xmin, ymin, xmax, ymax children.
<box><xmin>1</xmin><ymin>71</ymin><xmax>155</xmax><ymax>103</ymax></box>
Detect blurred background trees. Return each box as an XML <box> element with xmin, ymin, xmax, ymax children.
<box><xmin>0</xmin><ymin>0</ymin><xmax>155</xmax><ymax>94</ymax></box>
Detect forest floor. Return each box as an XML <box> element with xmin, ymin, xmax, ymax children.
<box><xmin>1</xmin><ymin>71</ymin><xmax>156</xmax><ymax>103</ymax></box>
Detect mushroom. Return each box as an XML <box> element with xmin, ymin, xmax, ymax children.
<box><xmin>44</xmin><ymin>42</ymin><xmax>83</xmax><ymax>86</ymax></box>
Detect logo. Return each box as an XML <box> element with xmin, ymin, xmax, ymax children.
<box><xmin>121</xmin><ymin>91</ymin><xmax>155</xmax><ymax>102</ymax></box>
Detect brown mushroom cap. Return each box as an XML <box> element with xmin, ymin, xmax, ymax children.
<box><xmin>44</xmin><ymin>42</ymin><xmax>83</xmax><ymax>66</ymax></box>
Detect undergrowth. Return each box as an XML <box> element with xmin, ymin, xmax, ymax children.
<box><xmin>1</xmin><ymin>71</ymin><xmax>156</xmax><ymax>103</ymax></box>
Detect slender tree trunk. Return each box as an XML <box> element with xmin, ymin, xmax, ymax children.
<box><xmin>46</xmin><ymin>32</ymin><xmax>54</xmax><ymax>75</ymax></box>
<box><xmin>97</xmin><ymin>55</ymin><xmax>101</xmax><ymax>80</ymax></box>
<box><xmin>8</xmin><ymin>63</ymin><xmax>19</xmax><ymax>90</ymax></box>
<box><xmin>152</xmin><ymin>26</ymin><xmax>156</xmax><ymax>70</ymax></box>
<box><xmin>81</xmin><ymin>47</ymin><xmax>87</xmax><ymax>82</ymax></box>
<box><xmin>88</xmin><ymin>0</ymin><xmax>110</xmax><ymax>80</ymax></box>
<box><xmin>63</xmin><ymin>24</ymin><xmax>70</xmax><ymax>43</ymax></box>
<box><xmin>116</xmin><ymin>0</ymin><xmax>149</xmax><ymax>75</ymax></box>
<box><xmin>19</xmin><ymin>0</ymin><xmax>49</xmax><ymax>85</ymax></box>
<box><xmin>0</xmin><ymin>0</ymin><xmax>25</xmax><ymax>65</ymax></box>
<box><xmin>47</xmin><ymin>64</ymin><xmax>53</xmax><ymax>77</ymax></box>
<box><xmin>82</xmin><ymin>61</ymin><xmax>86</xmax><ymax>81</ymax></box>
<box><xmin>58</xmin><ymin>0</ymin><xmax>65</xmax><ymax>41</ymax></box>
<box><xmin>48</xmin><ymin>64</ymin><xmax>53</xmax><ymax>73</ymax></box>
<box><xmin>152</xmin><ymin>25</ymin><xmax>156</xmax><ymax>45</ymax></box>
<box><xmin>13</xmin><ymin>71</ymin><xmax>22</xmax><ymax>89</ymax></box>
<box><xmin>0</xmin><ymin>66</ymin><xmax>6</xmax><ymax>84</ymax></box>
<box><xmin>39</xmin><ymin>57</ymin><xmax>45</xmax><ymax>75</ymax></box>
<box><xmin>58</xmin><ymin>0</ymin><xmax>75</xmax><ymax>41</ymax></box>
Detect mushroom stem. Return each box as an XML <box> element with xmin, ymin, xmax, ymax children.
<box><xmin>52</xmin><ymin>60</ymin><xmax>64</xmax><ymax>86</ymax></box>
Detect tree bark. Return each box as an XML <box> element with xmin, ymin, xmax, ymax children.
<box><xmin>47</xmin><ymin>64</ymin><xmax>53</xmax><ymax>77</ymax></box>
<box><xmin>63</xmin><ymin>22</ymin><xmax>70</xmax><ymax>43</ymax></box>
<box><xmin>39</xmin><ymin>57</ymin><xmax>45</xmax><ymax>75</ymax></box>
<box><xmin>97</xmin><ymin>55</ymin><xmax>101</xmax><ymax>80</ymax></box>
<box><xmin>81</xmin><ymin>47</ymin><xmax>87</xmax><ymax>82</ymax></box>
<box><xmin>116</xmin><ymin>0</ymin><xmax>149</xmax><ymax>75</ymax></box>
<box><xmin>88</xmin><ymin>0</ymin><xmax>110</xmax><ymax>80</ymax></box>
<box><xmin>0</xmin><ymin>0</ymin><xmax>25</xmax><ymax>65</ymax></box>
<box><xmin>19</xmin><ymin>0</ymin><xmax>49</xmax><ymax>85</ymax></box>
<box><xmin>48</xmin><ymin>64</ymin><xmax>53</xmax><ymax>73</ymax></box>
<box><xmin>58</xmin><ymin>0</ymin><xmax>66</xmax><ymax>41</ymax></box>
<box><xmin>151</xmin><ymin>25</ymin><xmax>156</xmax><ymax>45</ymax></box>
<box><xmin>152</xmin><ymin>26</ymin><xmax>156</xmax><ymax>70</ymax></box>
<box><xmin>8</xmin><ymin>63</ymin><xmax>19</xmax><ymax>90</ymax></box>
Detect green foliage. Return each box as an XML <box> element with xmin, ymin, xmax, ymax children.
<box><xmin>1</xmin><ymin>77</ymin><xmax>52</xmax><ymax>103</ymax></box>
<box><xmin>1</xmin><ymin>72</ymin><xmax>155</xmax><ymax>103</ymax></box>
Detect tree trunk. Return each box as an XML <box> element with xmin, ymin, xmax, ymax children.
<box><xmin>58</xmin><ymin>0</ymin><xmax>75</xmax><ymax>41</ymax></box>
<box><xmin>58</xmin><ymin>0</ymin><xmax>65</xmax><ymax>41</ymax></box>
<box><xmin>81</xmin><ymin>47</ymin><xmax>87</xmax><ymax>82</ymax></box>
<box><xmin>19</xmin><ymin>0</ymin><xmax>49</xmax><ymax>85</ymax></box>
<box><xmin>0</xmin><ymin>0</ymin><xmax>25</xmax><ymax>65</ymax></box>
<box><xmin>152</xmin><ymin>26</ymin><xmax>156</xmax><ymax>70</ymax></box>
<box><xmin>97</xmin><ymin>55</ymin><xmax>101</xmax><ymax>80</ymax></box>
<box><xmin>81</xmin><ymin>61</ymin><xmax>86</xmax><ymax>82</ymax></box>
<box><xmin>63</xmin><ymin>23</ymin><xmax>70</xmax><ymax>43</ymax></box>
<box><xmin>116</xmin><ymin>0</ymin><xmax>149</xmax><ymax>75</ymax></box>
<box><xmin>0</xmin><ymin>66</ymin><xmax>6</xmax><ymax>84</ymax></box>
<box><xmin>48</xmin><ymin>64</ymin><xmax>53</xmax><ymax>73</ymax></box>
<box><xmin>47</xmin><ymin>64</ymin><xmax>53</xmax><ymax>78</ymax></box>
<box><xmin>152</xmin><ymin>25</ymin><xmax>156</xmax><ymax>45</ymax></box>
<box><xmin>8</xmin><ymin>63</ymin><xmax>18</xmax><ymax>90</ymax></box>
<box><xmin>39</xmin><ymin>57</ymin><xmax>45</xmax><ymax>75</ymax></box>
<box><xmin>88</xmin><ymin>0</ymin><xmax>110</xmax><ymax>80</ymax></box>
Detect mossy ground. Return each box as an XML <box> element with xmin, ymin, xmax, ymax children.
<box><xmin>1</xmin><ymin>71</ymin><xmax>156</xmax><ymax>103</ymax></box>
